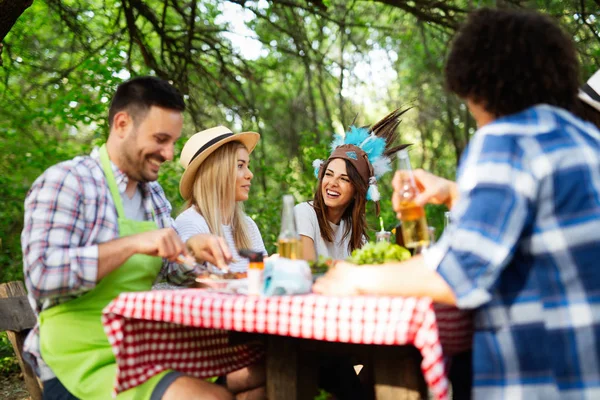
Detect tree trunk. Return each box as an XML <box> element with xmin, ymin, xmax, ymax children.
<box><xmin>0</xmin><ymin>0</ymin><xmax>33</xmax><ymax>43</ymax></box>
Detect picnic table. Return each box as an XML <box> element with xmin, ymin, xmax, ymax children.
<box><xmin>102</xmin><ymin>290</ymin><xmax>472</xmax><ymax>400</ymax></box>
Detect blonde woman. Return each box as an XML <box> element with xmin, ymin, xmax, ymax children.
<box><xmin>175</xmin><ymin>126</ymin><xmax>267</xmax><ymax>272</ymax></box>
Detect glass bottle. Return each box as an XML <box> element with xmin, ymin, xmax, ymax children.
<box><xmin>428</xmin><ymin>226</ymin><xmax>436</xmax><ymax>244</ymax></box>
<box><xmin>277</xmin><ymin>194</ymin><xmax>301</xmax><ymax>259</ymax></box>
<box><xmin>444</xmin><ymin>211</ymin><xmax>452</xmax><ymax>230</ymax></box>
<box><xmin>396</xmin><ymin>149</ymin><xmax>430</xmax><ymax>251</ymax></box>
<box><xmin>376</xmin><ymin>217</ymin><xmax>391</xmax><ymax>242</ymax></box>
<box><xmin>394</xmin><ymin>221</ymin><xmax>405</xmax><ymax>247</ymax></box>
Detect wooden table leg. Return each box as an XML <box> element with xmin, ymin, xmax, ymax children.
<box><xmin>266</xmin><ymin>335</ymin><xmax>319</xmax><ymax>400</ymax></box>
<box><xmin>373</xmin><ymin>346</ymin><xmax>428</xmax><ymax>400</ymax></box>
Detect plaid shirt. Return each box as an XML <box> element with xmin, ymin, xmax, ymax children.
<box><xmin>21</xmin><ymin>147</ymin><xmax>200</xmax><ymax>380</ymax></box>
<box><xmin>425</xmin><ymin>105</ymin><xmax>600</xmax><ymax>399</ymax></box>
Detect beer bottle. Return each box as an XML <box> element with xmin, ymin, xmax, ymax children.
<box><xmin>396</xmin><ymin>149</ymin><xmax>430</xmax><ymax>252</ymax></box>
<box><xmin>277</xmin><ymin>194</ymin><xmax>301</xmax><ymax>259</ymax></box>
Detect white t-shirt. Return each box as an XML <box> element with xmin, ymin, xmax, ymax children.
<box><xmin>294</xmin><ymin>201</ymin><xmax>352</xmax><ymax>260</ymax></box>
<box><xmin>175</xmin><ymin>207</ymin><xmax>267</xmax><ymax>273</ymax></box>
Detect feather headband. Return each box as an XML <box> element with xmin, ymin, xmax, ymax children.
<box><xmin>313</xmin><ymin>108</ymin><xmax>411</xmax><ymax>202</ymax></box>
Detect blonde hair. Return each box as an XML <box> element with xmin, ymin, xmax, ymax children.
<box><xmin>187</xmin><ymin>141</ymin><xmax>252</xmax><ymax>250</ymax></box>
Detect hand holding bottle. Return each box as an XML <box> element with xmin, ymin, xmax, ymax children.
<box><xmin>395</xmin><ymin>150</ymin><xmax>430</xmax><ymax>251</ymax></box>
<box><xmin>392</xmin><ymin>169</ymin><xmax>459</xmax><ymax>217</ymax></box>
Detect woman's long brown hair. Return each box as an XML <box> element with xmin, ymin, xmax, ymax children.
<box><xmin>310</xmin><ymin>108</ymin><xmax>411</xmax><ymax>254</ymax></box>
<box><xmin>311</xmin><ymin>158</ymin><xmax>368</xmax><ymax>254</ymax></box>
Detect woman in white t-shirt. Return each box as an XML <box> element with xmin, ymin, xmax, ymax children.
<box><xmin>294</xmin><ymin>157</ymin><xmax>366</xmax><ymax>261</ymax></box>
<box><xmin>175</xmin><ymin>126</ymin><xmax>267</xmax><ymax>273</ymax></box>
<box><xmin>295</xmin><ymin>109</ymin><xmax>410</xmax><ymax>262</ymax></box>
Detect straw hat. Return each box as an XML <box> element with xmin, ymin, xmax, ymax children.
<box><xmin>579</xmin><ymin>69</ymin><xmax>600</xmax><ymax>112</ymax></box>
<box><xmin>179</xmin><ymin>126</ymin><xmax>260</xmax><ymax>200</ymax></box>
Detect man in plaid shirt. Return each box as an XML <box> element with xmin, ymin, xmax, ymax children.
<box><xmin>315</xmin><ymin>8</ymin><xmax>600</xmax><ymax>399</ymax></box>
<box><xmin>22</xmin><ymin>77</ymin><xmax>264</xmax><ymax>399</ymax></box>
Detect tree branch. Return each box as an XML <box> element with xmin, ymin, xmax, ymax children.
<box><xmin>0</xmin><ymin>0</ymin><xmax>33</xmax><ymax>65</ymax></box>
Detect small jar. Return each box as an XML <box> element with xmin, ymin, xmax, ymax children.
<box><xmin>240</xmin><ymin>249</ymin><xmax>264</xmax><ymax>296</ymax></box>
<box><xmin>376</xmin><ymin>231</ymin><xmax>391</xmax><ymax>243</ymax></box>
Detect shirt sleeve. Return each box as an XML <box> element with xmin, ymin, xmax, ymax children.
<box><xmin>431</xmin><ymin>131</ymin><xmax>538</xmax><ymax>310</ymax></box>
<box><xmin>295</xmin><ymin>202</ymin><xmax>318</xmax><ymax>241</ymax></box>
<box><xmin>22</xmin><ymin>165</ymin><xmax>98</xmax><ymax>303</ymax></box>
<box><xmin>246</xmin><ymin>217</ymin><xmax>268</xmax><ymax>256</ymax></box>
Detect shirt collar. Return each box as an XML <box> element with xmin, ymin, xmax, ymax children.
<box><xmin>90</xmin><ymin>146</ymin><xmax>145</xmax><ymax>196</ymax></box>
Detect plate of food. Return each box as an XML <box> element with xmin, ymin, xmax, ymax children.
<box><xmin>194</xmin><ymin>271</ymin><xmax>248</xmax><ymax>291</ymax></box>
<box><xmin>309</xmin><ymin>256</ymin><xmax>335</xmax><ymax>281</ymax></box>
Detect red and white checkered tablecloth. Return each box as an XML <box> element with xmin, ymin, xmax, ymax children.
<box><xmin>434</xmin><ymin>303</ymin><xmax>473</xmax><ymax>356</ymax></box>
<box><xmin>102</xmin><ymin>290</ymin><xmax>472</xmax><ymax>399</ymax></box>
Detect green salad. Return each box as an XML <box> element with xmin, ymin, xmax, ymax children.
<box><xmin>309</xmin><ymin>241</ymin><xmax>411</xmax><ymax>273</ymax></box>
<box><xmin>309</xmin><ymin>255</ymin><xmax>334</xmax><ymax>274</ymax></box>
<box><xmin>348</xmin><ymin>241</ymin><xmax>411</xmax><ymax>265</ymax></box>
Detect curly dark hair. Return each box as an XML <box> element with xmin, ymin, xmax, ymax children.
<box><xmin>445</xmin><ymin>8</ymin><xmax>580</xmax><ymax>118</ymax></box>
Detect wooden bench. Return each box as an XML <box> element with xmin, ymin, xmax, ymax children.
<box><xmin>0</xmin><ymin>281</ymin><xmax>43</xmax><ymax>400</ymax></box>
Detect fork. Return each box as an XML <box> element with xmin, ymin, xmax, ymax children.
<box><xmin>176</xmin><ymin>254</ymin><xmax>228</xmax><ymax>275</ymax></box>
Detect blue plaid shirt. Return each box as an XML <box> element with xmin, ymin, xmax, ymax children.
<box><xmin>425</xmin><ymin>105</ymin><xmax>600</xmax><ymax>399</ymax></box>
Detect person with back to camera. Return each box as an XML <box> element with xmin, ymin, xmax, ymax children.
<box><xmin>314</xmin><ymin>8</ymin><xmax>600</xmax><ymax>399</ymax></box>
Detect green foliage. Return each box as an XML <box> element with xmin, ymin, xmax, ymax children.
<box><xmin>0</xmin><ymin>333</ymin><xmax>19</xmax><ymax>375</ymax></box>
<box><xmin>314</xmin><ymin>389</ymin><xmax>333</xmax><ymax>400</ymax></box>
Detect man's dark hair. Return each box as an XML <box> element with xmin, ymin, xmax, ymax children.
<box><xmin>108</xmin><ymin>76</ymin><xmax>186</xmax><ymax>128</ymax></box>
<box><xmin>445</xmin><ymin>8</ymin><xmax>580</xmax><ymax>117</ymax></box>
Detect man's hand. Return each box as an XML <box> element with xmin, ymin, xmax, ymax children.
<box><xmin>312</xmin><ymin>261</ymin><xmax>363</xmax><ymax>296</ymax></box>
<box><xmin>186</xmin><ymin>234</ymin><xmax>232</xmax><ymax>271</ymax></box>
<box><xmin>313</xmin><ymin>257</ymin><xmax>457</xmax><ymax>304</ymax></box>
<box><xmin>98</xmin><ymin>228</ymin><xmax>187</xmax><ymax>280</ymax></box>
<box><xmin>135</xmin><ymin>228</ymin><xmax>187</xmax><ymax>262</ymax></box>
<box><xmin>392</xmin><ymin>169</ymin><xmax>459</xmax><ymax>218</ymax></box>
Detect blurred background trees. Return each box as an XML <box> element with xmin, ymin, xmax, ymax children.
<box><xmin>1</xmin><ymin>0</ymin><xmax>599</xmax><ymax>283</ymax></box>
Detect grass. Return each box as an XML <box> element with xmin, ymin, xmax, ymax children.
<box><xmin>0</xmin><ymin>332</ymin><xmax>20</xmax><ymax>375</ymax></box>
<box><xmin>0</xmin><ymin>332</ymin><xmax>27</xmax><ymax>400</ymax></box>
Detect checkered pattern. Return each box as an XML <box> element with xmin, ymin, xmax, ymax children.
<box><xmin>430</xmin><ymin>105</ymin><xmax>600</xmax><ymax>398</ymax></box>
<box><xmin>103</xmin><ymin>290</ymin><xmax>472</xmax><ymax>399</ymax></box>
<box><xmin>433</xmin><ymin>304</ymin><xmax>473</xmax><ymax>355</ymax></box>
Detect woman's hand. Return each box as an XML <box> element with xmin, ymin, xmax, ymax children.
<box><xmin>186</xmin><ymin>234</ymin><xmax>232</xmax><ymax>271</ymax></box>
<box><xmin>392</xmin><ymin>169</ymin><xmax>458</xmax><ymax>218</ymax></box>
<box><xmin>312</xmin><ymin>261</ymin><xmax>363</xmax><ymax>296</ymax></box>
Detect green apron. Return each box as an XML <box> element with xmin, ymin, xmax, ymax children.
<box><xmin>39</xmin><ymin>145</ymin><xmax>171</xmax><ymax>399</ymax></box>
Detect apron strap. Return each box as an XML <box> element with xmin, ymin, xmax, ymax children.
<box><xmin>99</xmin><ymin>144</ymin><xmax>126</xmax><ymax>218</ymax></box>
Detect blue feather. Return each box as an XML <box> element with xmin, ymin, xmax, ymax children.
<box><xmin>360</xmin><ymin>134</ymin><xmax>386</xmax><ymax>160</ymax></box>
<box><xmin>330</xmin><ymin>134</ymin><xmax>345</xmax><ymax>152</ymax></box>
<box><xmin>344</xmin><ymin>126</ymin><xmax>370</xmax><ymax>147</ymax></box>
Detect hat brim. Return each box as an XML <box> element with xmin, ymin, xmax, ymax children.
<box><xmin>579</xmin><ymin>90</ymin><xmax>600</xmax><ymax>113</ymax></box>
<box><xmin>179</xmin><ymin>131</ymin><xmax>260</xmax><ymax>200</ymax></box>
